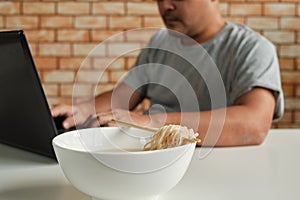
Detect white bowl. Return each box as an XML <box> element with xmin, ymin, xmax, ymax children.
<box><xmin>52</xmin><ymin>127</ymin><xmax>195</xmax><ymax>200</ymax></box>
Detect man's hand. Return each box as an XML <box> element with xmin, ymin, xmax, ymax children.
<box><xmin>97</xmin><ymin>108</ymin><xmax>163</xmax><ymax>128</ymax></box>
<box><xmin>51</xmin><ymin>103</ymin><xmax>94</xmax><ymax>129</ymax></box>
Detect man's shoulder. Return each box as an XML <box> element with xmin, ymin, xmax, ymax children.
<box><xmin>223</xmin><ymin>21</ymin><xmax>275</xmax><ymax>52</ymax></box>
<box><xmin>226</xmin><ymin>22</ymin><xmax>272</xmax><ymax>44</ymax></box>
<box><xmin>226</xmin><ymin>22</ymin><xmax>257</xmax><ymax>35</ymax></box>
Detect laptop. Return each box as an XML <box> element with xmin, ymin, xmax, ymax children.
<box><xmin>0</xmin><ymin>30</ymin><xmax>70</xmax><ymax>159</ymax></box>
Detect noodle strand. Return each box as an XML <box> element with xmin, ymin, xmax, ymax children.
<box><xmin>143</xmin><ymin>125</ymin><xmax>200</xmax><ymax>151</ymax></box>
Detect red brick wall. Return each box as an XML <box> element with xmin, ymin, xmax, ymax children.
<box><xmin>0</xmin><ymin>0</ymin><xmax>299</xmax><ymax>128</ymax></box>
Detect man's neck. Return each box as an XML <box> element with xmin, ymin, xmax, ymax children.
<box><xmin>193</xmin><ymin>17</ymin><xmax>226</xmax><ymax>44</ymax></box>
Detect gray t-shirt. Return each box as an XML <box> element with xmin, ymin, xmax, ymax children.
<box><xmin>123</xmin><ymin>22</ymin><xmax>284</xmax><ymax>120</ymax></box>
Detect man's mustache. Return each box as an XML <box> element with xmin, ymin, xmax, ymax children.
<box><xmin>162</xmin><ymin>11</ymin><xmax>180</xmax><ymax>21</ymax></box>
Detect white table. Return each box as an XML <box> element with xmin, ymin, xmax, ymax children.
<box><xmin>1</xmin><ymin>129</ymin><xmax>300</xmax><ymax>200</ymax></box>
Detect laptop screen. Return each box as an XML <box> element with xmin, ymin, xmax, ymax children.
<box><xmin>0</xmin><ymin>30</ymin><xmax>58</xmax><ymax>158</ymax></box>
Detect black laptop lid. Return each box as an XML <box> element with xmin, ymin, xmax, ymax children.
<box><xmin>0</xmin><ymin>30</ymin><xmax>58</xmax><ymax>158</ymax></box>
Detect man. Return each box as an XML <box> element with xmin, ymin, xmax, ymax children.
<box><xmin>52</xmin><ymin>0</ymin><xmax>283</xmax><ymax>146</ymax></box>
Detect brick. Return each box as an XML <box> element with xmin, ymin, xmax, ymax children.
<box><xmin>43</xmin><ymin>84</ymin><xmax>59</xmax><ymax>96</ymax></box>
<box><xmin>143</xmin><ymin>16</ymin><xmax>165</xmax><ymax>27</ymax></box>
<box><xmin>28</xmin><ymin>43</ymin><xmax>38</xmax><ymax>57</ymax></box>
<box><xmin>43</xmin><ymin>70</ymin><xmax>75</xmax><ymax>83</ymax></box>
<box><xmin>99</xmin><ymin>71</ymin><xmax>110</xmax><ymax>83</ymax></box>
<box><xmin>6</xmin><ymin>16</ymin><xmax>38</xmax><ymax>29</ymax></box>
<box><xmin>279</xmin><ymin>45</ymin><xmax>300</xmax><ymax>57</ymax></box>
<box><xmin>277</xmin><ymin>110</ymin><xmax>293</xmax><ymax>123</ymax></box>
<box><xmin>36</xmin><ymin>70</ymin><xmax>42</xmax><ymax>82</ymax></box>
<box><xmin>110</xmin><ymin>70</ymin><xmax>127</xmax><ymax>83</ymax></box>
<box><xmin>109</xmin><ymin>16</ymin><xmax>142</xmax><ymax>29</ymax></box>
<box><xmin>23</xmin><ymin>2</ymin><xmax>55</xmax><ymax>14</ymax></box>
<box><xmin>281</xmin><ymin>71</ymin><xmax>300</xmax><ymax>84</ymax></box>
<box><xmin>80</xmin><ymin>57</ymin><xmax>94</xmax><ymax>70</ymax></box>
<box><xmin>34</xmin><ymin>57</ymin><xmax>58</xmax><ymax>70</ymax></box>
<box><xmin>273</xmin><ymin>123</ymin><xmax>299</xmax><ymax>129</ymax></box>
<box><xmin>76</xmin><ymin>70</ymin><xmax>108</xmax><ymax>84</ymax></box>
<box><xmin>0</xmin><ymin>2</ymin><xmax>20</xmax><ymax>15</ymax></box>
<box><xmin>281</xmin><ymin>0</ymin><xmax>300</xmax><ymax>2</ymax></box>
<box><xmin>92</xmin><ymin>2</ymin><xmax>125</xmax><ymax>15</ymax></box>
<box><xmin>221</xmin><ymin>0</ymin><xmax>246</xmax><ymax>2</ymax></box>
<box><xmin>224</xmin><ymin>17</ymin><xmax>245</xmax><ymax>24</ymax></box>
<box><xmin>297</xmin><ymin>59</ymin><xmax>300</xmax><ymax>70</ymax></box>
<box><xmin>125</xmin><ymin>29</ymin><xmax>156</xmax><ymax>42</ymax></box>
<box><xmin>230</xmin><ymin>3</ymin><xmax>262</xmax><ymax>16</ymax></box>
<box><xmin>263</xmin><ymin>31</ymin><xmax>295</xmax><ymax>44</ymax></box>
<box><xmin>39</xmin><ymin>43</ymin><xmax>72</xmax><ymax>56</ymax></box>
<box><xmin>107</xmin><ymin>42</ymin><xmax>141</xmax><ymax>57</ymax></box>
<box><xmin>284</xmin><ymin>98</ymin><xmax>300</xmax><ymax>109</ymax></box>
<box><xmin>247</xmin><ymin>17</ymin><xmax>278</xmax><ymax>30</ymax></box>
<box><xmin>264</xmin><ymin>3</ymin><xmax>296</xmax><ymax>16</ymax></box>
<box><xmin>75</xmin><ymin>16</ymin><xmax>106</xmax><ymax>29</ymax></box>
<box><xmin>93</xmin><ymin>57</ymin><xmax>125</xmax><ymax>70</ymax></box>
<box><xmin>73</xmin><ymin>43</ymin><xmax>105</xmax><ymax>56</ymax></box>
<box><xmin>117</xmin><ymin>0</ymin><xmax>143</xmax><ymax>1</ymax></box>
<box><xmin>126</xmin><ymin>57</ymin><xmax>137</xmax><ymax>69</ymax></box>
<box><xmin>25</xmin><ymin>30</ymin><xmax>55</xmax><ymax>42</ymax></box>
<box><xmin>74</xmin><ymin>97</ymin><xmax>94</xmax><ymax>105</ymax></box>
<box><xmin>294</xmin><ymin>111</ymin><xmax>300</xmax><ymax>123</ymax></box>
<box><xmin>57</xmin><ymin>30</ymin><xmax>90</xmax><ymax>42</ymax></box>
<box><xmin>280</xmin><ymin>17</ymin><xmax>300</xmax><ymax>30</ymax></box>
<box><xmin>279</xmin><ymin>58</ymin><xmax>295</xmax><ymax>70</ymax></box>
<box><xmin>282</xmin><ymin>84</ymin><xmax>294</xmax><ymax>97</ymax></box>
<box><xmin>59</xmin><ymin>58</ymin><xmax>86</xmax><ymax>70</ymax></box>
<box><xmin>61</xmin><ymin>84</ymin><xmax>93</xmax><ymax>97</ymax></box>
<box><xmin>41</xmin><ymin>16</ymin><xmax>73</xmax><ymax>28</ymax></box>
<box><xmin>295</xmin><ymin>85</ymin><xmax>300</xmax><ymax>97</ymax></box>
<box><xmin>247</xmin><ymin>0</ymin><xmax>281</xmax><ymax>3</ymax></box>
<box><xmin>219</xmin><ymin>3</ymin><xmax>229</xmax><ymax>16</ymax></box>
<box><xmin>94</xmin><ymin>83</ymin><xmax>115</xmax><ymax>95</ymax></box>
<box><xmin>0</xmin><ymin>17</ymin><xmax>3</xmax><ymax>28</ymax></box>
<box><xmin>92</xmin><ymin>30</ymin><xmax>125</xmax><ymax>42</ymax></box>
<box><xmin>58</xmin><ymin>2</ymin><xmax>90</xmax><ymax>15</ymax></box>
<box><xmin>48</xmin><ymin>97</ymin><xmax>72</xmax><ymax>107</ymax></box>
<box><xmin>127</xmin><ymin>2</ymin><xmax>158</xmax><ymax>15</ymax></box>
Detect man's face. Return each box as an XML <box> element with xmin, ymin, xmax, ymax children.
<box><xmin>157</xmin><ymin>0</ymin><xmax>211</xmax><ymax>38</ymax></box>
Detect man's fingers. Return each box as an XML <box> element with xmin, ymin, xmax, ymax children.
<box><xmin>62</xmin><ymin>116</ymin><xmax>76</xmax><ymax>129</ymax></box>
<box><xmin>97</xmin><ymin>111</ymin><xmax>114</xmax><ymax>126</ymax></box>
<box><xmin>50</xmin><ymin>105</ymin><xmax>77</xmax><ymax>129</ymax></box>
<box><xmin>51</xmin><ymin>104</ymin><xmax>74</xmax><ymax>117</ymax></box>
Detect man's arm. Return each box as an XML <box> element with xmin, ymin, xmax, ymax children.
<box><xmin>51</xmin><ymin>83</ymin><xmax>144</xmax><ymax>129</ymax></box>
<box><xmin>50</xmin><ymin>90</ymin><xmax>113</xmax><ymax>129</ymax></box>
<box><xmin>108</xmin><ymin>87</ymin><xmax>275</xmax><ymax>146</ymax></box>
<box><xmin>53</xmin><ymin>84</ymin><xmax>276</xmax><ymax>146</ymax></box>
<box><xmin>149</xmin><ymin>87</ymin><xmax>275</xmax><ymax>146</ymax></box>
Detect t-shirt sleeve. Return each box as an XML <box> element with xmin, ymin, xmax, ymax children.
<box><xmin>230</xmin><ymin>37</ymin><xmax>284</xmax><ymax>120</ymax></box>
